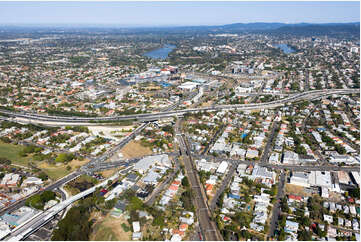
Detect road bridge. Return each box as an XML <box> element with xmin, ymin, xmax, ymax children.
<box><xmin>0</xmin><ymin>89</ymin><xmax>358</xmax><ymax>126</ymax></box>
<box><xmin>5</xmin><ymin>172</ymin><xmax>120</xmax><ymax>241</ymax></box>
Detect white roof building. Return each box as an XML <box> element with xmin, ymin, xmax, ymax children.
<box><xmin>170</xmin><ymin>234</ymin><xmax>182</xmax><ymax>242</ymax></box>
<box><xmin>269</xmin><ymin>152</ymin><xmax>280</xmax><ymax>164</ymax></box>
<box><xmin>0</xmin><ymin>173</ymin><xmax>20</xmax><ymax>187</ymax></box>
<box><xmin>282</xmin><ymin>151</ymin><xmax>299</xmax><ymax>164</ymax></box>
<box><xmin>237</xmin><ymin>164</ymin><xmax>247</xmax><ymax>175</ymax></box>
<box><xmin>133</xmin><ymin>221</ymin><xmax>141</xmax><ymax>233</ymax></box>
<box><xmin>246</xmin><ymin>149</ymin><xmax>259</xmax><ymax>159</ymax></box>
<box><xmin>309</xmin><ymin>171</ymin><xmax>332</xmax><ymax>189</ymax></box>
<box><xmin>134</xmin><ymin>154</ymin><xmax>171</xmax><ymax>174</ymax></box>
<box><xmin>216</xmin><ymin>161</ymin><xmax>228</xmax><ymax>174</ymax></box>
<box><xmin>285</xmin><ymin>220</ymin><xmax>299</xmax><ymax>233</ymax></box>
<box><xmin>196</xmin><ymin>159</ymin><xmax>218</xmax><ymax>172</ymax></box>
<box><xmin>0</xmin><ymin>221</ymin><xmax>10</xmax><ymax>240</ymax></box>
<box><xmin>230</xmin><ymin>145</ymin><xmax>246</xmax><ymax>157</ymax></box>
<box><xmin>251</xmin><ymin>165</ymin><xmax>276</xmax><ymax>186</ymax></box>
<box><xmin>21</xmin><ymin>177</ymin><xmax>43</xmax><ymax>186</ymax></box>
<box><xmin>178</xmin><ymin>81</ymin><xmax>199</xmax><ymax>91</ymax></box>
<box><xmin>290</xmin><ymin>172</ymin><xmax>310</xmax><ymax>187</ymax></box>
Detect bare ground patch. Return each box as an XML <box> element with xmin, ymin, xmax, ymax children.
<box><xmin>120</xmin><ymin>140</ymin><xmax>153</xmax><ymax>159</ymax></box>
<box><xmin>285</xmin><ymin>184</ymin><xmax>310</xmax><ymax>197</ymax></box>
<box><xmin>90</xmin><ymin>212</ymin><xmax>132</xmax><ymax>241</ymax></box>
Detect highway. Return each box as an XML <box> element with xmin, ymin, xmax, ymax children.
<box><xmin>0</xmin><ymin>172</ymin><xmax>81</xmax><ymax>217</ymax></box>
<box><xmin>0</xmin><ymin>121</ymin><xmax>151</xmax><ymax>239</ymax></box>
<box><xmin>5</xmin><ymin>172</ymin><xmax>121</xmax><ymax>241</ymax></box>
<box><xmin>0</xmin><ymin>89</ymin><xmax>358</xmax><ymax>125</ymax></box>
<box><xmin>80</xmin><ymin>122</ymin><xmax>149</xmax><ymax>173</ymax></box>
<box><xmin>176</xmin><ymin>120</ymin><xmax>223</xmax><ymax>241</ymax></box>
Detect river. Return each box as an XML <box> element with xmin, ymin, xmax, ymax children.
<box><xmin>143</xmin><ymin>44</ymin><xmax>176</xmax><ymax>60</ymax></box>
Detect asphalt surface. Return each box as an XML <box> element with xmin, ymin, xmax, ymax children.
<box><xmin>176</xmin><ymin>120</ymin><xmax>223</xmax><ymax>241</ymax></box>
<box><xmin>0</xmin><ymin>171</ymin><xmax>81</xmax><ymax>217</ymax></box>
<box><xmin>260</xmin><ymin>121</ymin><xmax>279</xmax><ymax>164</ymax></box>
<box><xmin>209</xmin><ymin>163</ymin><xmax>236</xmax><ymax>212</ymax></box>
<box><xmin>201</xmin><ymin>125</ymin><xmax>225</xmax><ymax>156</ymax></box>
<box><xmin>268</xmin><ymin>171</ymin><xmax>285</xmax><ymax>239</ymax></box>
<box><xmin>1</xmin><ymin>89</ymin><xmax>358</xmax><ymax>125</ymax></box>
<box><xmin>144</xmin><ymin>160</ymin><xmax>180</xmax><ymax>206</ymax></box>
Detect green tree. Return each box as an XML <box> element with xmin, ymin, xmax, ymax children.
<box><xmin>181</xmin><ymin>176</ymin><xmax>190</xmax><ymax>187</ymax></box>
<box><xmin>298</xmin><ymin>230</ymin><xmax>312</xmax><ymax>241</ymax></box>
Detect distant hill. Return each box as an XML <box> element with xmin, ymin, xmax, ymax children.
<box><xmin>134</xmin><ymin>22</ymin><xmax>360</xmax><ymax>37</ymax></box>
<box><xmin>213</xmin><ymin>22</ymin><xmax>287</xmax><ymax>31</ymax></box>
<box><xmin>268</xmin><ymin>22</ymin><xmax>360</xmax><ymax>37</ymax></box>
<box><xmin>0</xmin><ymin>22</ymin><xmax>359</xmax><ymax>38</ymax></box>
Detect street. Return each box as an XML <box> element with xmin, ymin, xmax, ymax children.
<box><xmin>176</xmin><ymin>119</ymin><xmax>223</xmax><ymax>241</ymax></box>
<box><xmin>268</xmin><ymin>170</ymin><xmax>286</xmax><ymax>239</ymax></box>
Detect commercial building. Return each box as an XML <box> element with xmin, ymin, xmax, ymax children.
<box><xmin>309</xmin><ymin>171</ymin><xmax>332</xmax><ymax>189</ymax></box>
<box><xmin>178</xmin><ymin>82</ymin><xmax>199</xmax><ymax>91</ymax></box>
<box><xmin>246</xmin><ymin>149</ymin><xmax>259</xmax><ymax>159</ymax></box>
<box><xmin>289</xmin><ymin>172</ymin><xmax>310</xmax><ymax>187</ymax></box>
<box><xmin>282</xmin><ymin>151</ymin><xmax>299</xmax><ymax>164</ymax></box>
<box><xmin>216</xmin><ymin>161</ymin><xmax>228</xmax><ymax>175</ymax></box>
<box><xmin>134</xmin><ymin>154</ymin><xmax>171</xmax><ymax>174</ymax></box>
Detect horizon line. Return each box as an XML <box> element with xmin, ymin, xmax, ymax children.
<box><xmin>0</xmin><ymin>21</ymin><xmax>359</xmax><ymax>28</ymax></box>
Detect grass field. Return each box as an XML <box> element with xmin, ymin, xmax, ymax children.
<box><xmin>120</xmin><ymin>140</ymin><xmax>153</xmax><ymax>159</ymax></box>
<box><xmin>38</xmin><ymin>164</ymin><xmax>69</xmax><ymax>181</ymax></box>
<box><xmin>0</xmin><ymin>141</ymin><xmax>33</xmax><ymax>167</ymax></box>
<box><xmin>38</xmin><ymin>158</ymin><xmax>90</xmax><ymax>181</ymax></box>
<box><xmin>90</xmin><ymin>213</ymin><xmax>131</xmax><ymax>241</ymax></box>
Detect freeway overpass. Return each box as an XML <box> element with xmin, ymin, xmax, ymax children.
<box><xmin>5</xmin><ymin>172</ymin><xmax>120</xmax><ymax>241</ymax></box>
<box><xmin>0</xmin><ymin>172</ymin><xmax>82</xmax><ymax>218</ymax></box>
<box><xmin>0</xmin><ymin>89</ymin><xmax>358</xmax><ymax>126</ymax></box>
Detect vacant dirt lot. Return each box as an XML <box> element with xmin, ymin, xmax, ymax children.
<box><xmin>100</xmin><ymin>168</ymin><xmax>119</xmax><ymax>178</ymax></box>
<box><xmin>285</xmin><ymin>184</ymin><xmax>310</xmax><ymax>197</ymax></box>
<box><xmin>120</xmin><ymin>140</ymin><xmax>153</xmax><ymax>159</ymax></box>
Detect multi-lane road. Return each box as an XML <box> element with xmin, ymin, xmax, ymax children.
<box><xmin>0</xmin><ymin>172</ymin><xmax>81</xmax><ymax>217</ymax></box>
<box><xmin>5</xmin><ymin>172</ymin><xmax>121</xmax><ymax>241</ymax></box>
<box><xmin>0</xmin><ymin>89</ymin><xmax>358</xmax><ymax>125</ymax></box>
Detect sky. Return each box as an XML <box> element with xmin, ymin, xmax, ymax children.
<box><xmin>0</xmin><ymin>1</ymin><xmax>359</xmax><ymax>27</ymax></box>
